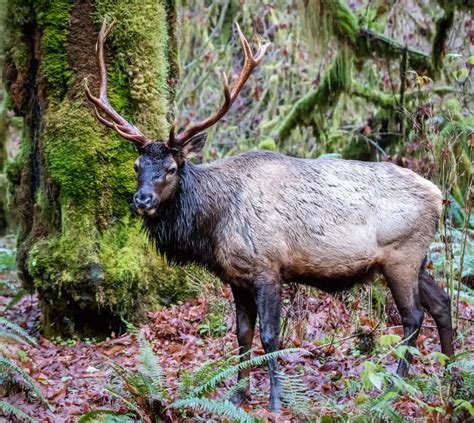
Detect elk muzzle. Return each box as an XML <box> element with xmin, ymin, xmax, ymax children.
<box><xmin>133</xmin><ymin>189</ymin><xmax>159</xmax><ymax>215</ymax></box>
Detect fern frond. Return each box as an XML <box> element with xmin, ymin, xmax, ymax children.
<box><xmin>0</xmin><ymin>329</ymin><xmax>34</xmax><ymax>347</ymax></box>
<box><xmin>170</xmin><ymin>398</ymin><xmax>256</xmax><ymax>423</ymax></box>
<box><xmin>0</xmin><ymin>357</ymin><xmax>47</xmax><ymax>404</ymax></box>
<box><xmin>180</xmin><ymin>352</ymin><xmax>240</xmax><ymax>396</ymax></box>
<box><xmin>191</xmin><ymin>348</ymin><xmax>306</xmax><ymax>397</ymax></box>
<box><xmin>137</xmin><ymin>334</ymin><xmax>170</xmax><ymax>401</ymax></box>
<box><xmin>106</xmin><ymin>386</ymin><xmax>139</xmax><ymax>412</ymax></box>
<box><xmin>222</xmin><ymin>377</ymin><xmax>250</xmax><ymax>402</ymax></box>
<box><xmin>361</xmin><ymin>392</ymin><xmax>405</xmax><ymax>422</ymax></box>
<box><xmin>0</xmin><ymin>399</ymin><xmax>37</xmax><ymax>422</ymax></box>
<box><xmin>77</xmin><ymin>409</ymin><xmax>136</xmax><ymax>422</ymax></box>
<box><xmin>278</xmin><ymin>372</ymin><xmax>315</xmax><ymax>419</ymax></box>
<box><xmin>447</xmin><ymin>358</ymin><xmax>474</xmax><ymax>372</ymax></box>
<box><xmin>5</xmin><ymin>288</ymin><xmax>28</xmax><ymax>311</ymax></box>
<box><xmin>0</xmin><ymin>318</ymin><xmax>37</xmax><ymax>345</ymax></box>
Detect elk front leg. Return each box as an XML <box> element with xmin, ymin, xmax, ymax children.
<box><xmin>230</xmin><ymin>285</ymin><xmax>257</xmax><ymax>406</ymax></box>
<box><xmin>256</xmin><ymin>276</ymin><xmax>282</xmax><ymax>412</ymax></box>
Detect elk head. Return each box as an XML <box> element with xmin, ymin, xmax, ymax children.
<box><xmin>85</xmin><ymin>21</ymin><xmax>267</xmax><ymax>215</ymax></box>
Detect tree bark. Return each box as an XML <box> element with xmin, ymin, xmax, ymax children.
<box><xmin>3</xmin><ymin>0</ymin><xmax>201</xmax><ymax>336</ymax></box>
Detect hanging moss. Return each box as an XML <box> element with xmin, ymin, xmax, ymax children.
<box><xmin>350</xmin><ymin>82</ymin><xmax>398</xmax><ymax>109</ymax></box>
<box><xmin>300</xmin><ymin>0</ymin><xmax>359</xmax><ymax>51</ymax></box>
<box><xmin>277</xmin><ymin>48</ymin><xmax>353</xmax><ymax>141</ymax></box>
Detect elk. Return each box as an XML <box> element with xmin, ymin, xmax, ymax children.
<box><xmin>86</xmin><ymin>21</ymin><xmax>454</xmax><ymax>412</ymax></box>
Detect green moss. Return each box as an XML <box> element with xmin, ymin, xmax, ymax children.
<box><xmin>4</xmin><ymin>0</ymin><xmax>33</xmax><ymax>72</ymax></box>
<box><xmin>258</xmin><ymin>138</ymin><xmax>277</xmax><ymax>151</ymax></box>
<box><xmin>95</xmin><ymin>0</ymin><xmax>171</xmax><ymax>139</ymax></box>
<box><xmin>351</xmin><ymin>82</ymin><xmax>398</xmax><ymax>109</ymax></box>
<box><xmin>43</xmin><ymin>100</ymin><xmax>137</xmax><ymax>218</ymax></box>
<box><xmin>27</xmin><ymin>205</ymin><xmax>207</xmax><ymax>335</ymax></box>
<box><xmin>6</xmin><ymin>0</ymin><xmax>207</xmax><ymax>337</ymax></box>
<box><xmin>301</xmin><ymin>0</ymin><xmax>359</xmax><ymax>50</ymax></box>
<box><xmin>34</xmin><ymin>0</ymin><xmax>74</xmax><ymax>100</ymax></box>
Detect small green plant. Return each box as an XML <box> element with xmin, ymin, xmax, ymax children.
<box><xmin>79</xmin><ymin>332</ymin><xmax>305</xmax><ymax>422</ymax></box>
<box><xmin>197</xmin><ymin>298</ymin><xmax>228</xmax><ymax>338</ymax></box>
<box><xmin>357</xmin><ymin>335</ymin><xmax>474</xmax><ymax>421</ymax></box>
<box><xmin>0</xmin><ymin>317</ymin><xmax>49</xmax><ymax>422</ymax></box>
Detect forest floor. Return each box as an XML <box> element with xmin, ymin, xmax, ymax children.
<box><xmin>1</xmin><ymin>234</ymin><xmax>474</xmax><ymax>422</ymax></box>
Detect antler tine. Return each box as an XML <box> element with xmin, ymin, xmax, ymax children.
<box><xmin>85</xmin><ymin>19</ymin><xmax>153</xmax><ymax>147</ymax></box>
<box><xmin>174</xmin><ymin>22</ymin><xmax>267</xmax><ymax>144</ymax></box>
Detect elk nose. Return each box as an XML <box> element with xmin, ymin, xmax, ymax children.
<box><xmin>133</xmin><ymin>190</ymin><xmax>157</xmax><ymax>209</ymax></box>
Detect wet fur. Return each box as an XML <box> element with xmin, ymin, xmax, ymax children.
<box><xmin>143</xmin><ymin>150</ymin><xmax>441</xmax><ymax>289</ymax></box>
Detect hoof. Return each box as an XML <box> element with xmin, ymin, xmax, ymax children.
<box><xmin>229</xmin><ymin>391</ymin><xmax>250</xmax><ymax>407</ymax></box>
<box><xmin>268</xmin><ymin>396</ymin><xmax>282</xmax><ymax>413</ymax></box>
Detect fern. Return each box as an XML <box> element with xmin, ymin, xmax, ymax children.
<box><xmin>179</xmin><ymin>352</ymin><xmax>239</xmax><ymax>398</ymax></box>
<box><xmin>86</xmin><ymin>338</ymin><xmax>307</xmax><ymax>421</ymax></box>
<box><xmin>170</xmin><ymin>398</ymin><xmax>256</xmax><ymax>423</ymax></box>
<box><xmin>278</xmin><ymin>371</ymin><xmax>315</xmax><ymax>419</ymax></box>
<box><xmin>0</xmin><ymin>357</ymin><xmax>48</xmax><ymax>404</ymax></box>
<box><xmin>0</xmin><ymin>317</ymin><xmax>37</xmax><ymax>345</ymax></box>
<box><xmin>0</xmin><ymin>328</ymin><xmax>34</xmax><ymax>348</ymax></box>
<box><xmin>0</xmin><ymin>399</ymin><xmax>38</xmax><ymax>423</ymax></box>
<box><xmin>78</xmin><ymin>410</ymin><xmax>137</xmax><ymax>422</ymax></box>
<box><xmin>105</xmin><ymin>386</ymin><xmax>140</xmax><ymax>412</ymax></box>
<box><xmin>137</xmin><ymin>334</ymin><xmax>170</xmax><ymax>401</ymax></box>
<box><xmin>222</xmin><ymin>377</ymin><xmax>250</xmax><ymax>402</ymax></box>
<box><xmin>360</xmin><ymin>392</ymin><xmax>406</xmax><ymax>422</ymax></box>
<box><xmin>190</xmin><ymin>348</ymin><xmax>306</xmax><ymax>397</ymax></box>
<box><xmin>4</xmin><ymin>288</ymin><xmax>28</xmax><ymax>311</ymax></box>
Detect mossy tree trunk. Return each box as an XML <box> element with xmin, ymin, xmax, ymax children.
<box><xmin>3</xmin><ymin>0</ymin><xmax>198</xmax><ymax>337</ymax></box>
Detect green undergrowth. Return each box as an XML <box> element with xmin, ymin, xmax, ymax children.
<box><xmin>78</xmin><ymin>333</ymin><xmax>305</xmax><ymax>422</ymax></box>
<box><xmin>0</xmin><ymin>318</ymin><xmax>49</xmax><ymax>422</ymax></box>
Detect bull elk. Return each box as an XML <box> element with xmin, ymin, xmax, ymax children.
<box><xmin>86</xmin><ymin>21</ymin><xmax>454</xmax><ymax>412</ymax></box>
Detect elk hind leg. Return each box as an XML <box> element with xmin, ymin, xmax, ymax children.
<box><xmin>383</xmin><ymin>262</ymin><xmax>424</xmax><ymax>377</ymax></box>
<box><xmin>419</xmin><ymin>270</ymin><xmax>454</xmax><ymax>356</ymax></box>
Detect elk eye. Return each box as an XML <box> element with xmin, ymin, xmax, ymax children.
<box><xmin>167</xmin><ymin>167</ymin><xmax>177</xmax><ymax>175</ymax></box>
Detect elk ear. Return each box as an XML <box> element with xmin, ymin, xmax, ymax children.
<box><xmin>183</xmin><ymin>132</ymin><xmax>207</xmax><ymax>157</ymax></box>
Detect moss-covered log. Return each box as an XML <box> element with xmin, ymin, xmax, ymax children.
<box><xmin>3</xmin><ymin>0</ymin><xmax>205</xmax><ymax>337</ymax></box>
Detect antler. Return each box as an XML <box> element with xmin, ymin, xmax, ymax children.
<box><xmin>85</xmin><ymin>20</ymin><xmax>153</xmax><ymax>147</ymax></box>
<box><xmin>173</xmin><ymin>22</ymin><xmax>268</xmax><ymax>145</ymax></box>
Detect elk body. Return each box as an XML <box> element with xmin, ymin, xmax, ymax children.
<box><xmin>86</xmin><ymin>22</ymin><xmax>454</xmax><ymax>412</ymax></box>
